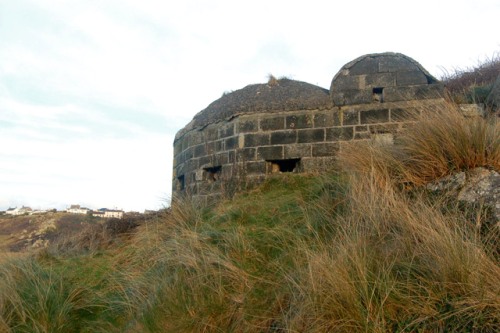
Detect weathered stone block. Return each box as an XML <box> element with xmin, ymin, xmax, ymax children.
<box><xmin>300</xmin><ymin>157</ymin><xmax>316</xmax><ymax>171</ymax></box>
<box><xmin>198</xmin><ymin>155</ymin><xmax>213</xmax><ymax>168</ymax></box>
<box><xmin>369</xmin><ymin>123</ymin><xmax>400</xmax><ymax>134</ymax></box>
<box><xmin>188</xmin><ymin>131</ymin><xmax>204</xmax><ymax>147</ymax></box>
<box><xmin>355</xmin><ymin>125</ymin><xmax>368</xmax><ymax>132</ymax></box>
<box><xmin>215</xmin><ymin>140</ymin><xmax>224</xmax><ymax>152</ymax></box>
<box><xmin>175</xmin><ymin>163</ymin><xmax>185</xmax><ymax>177</ymax></box>
<box><xmin>297</xmin><ymin>129</ymin><xmax>325</xmax><ymax>143</ymax></box>
<box><xmin>195</xmin><ymin>169</ymin><xmax>204</xmax><ymax>181</ymax></box>
<box><xmin>246</xmin><ymin>161</ymin><xmax>267</xmax><ymax>174</ymax></box>
<box><xmin>286</xmin><ymin>114</ymin><xmax>313</xmax><ymax>129</ymax></box>
<box><xmin>396</xmin><ymin>71</ymin><xmax>428</xmax><ymax>86</ymax></box>
<box><xmin>244</xmin><ymin>133</ymin><xmax>270</xmax><ymax>147</ymax></box>
<box><xmin>237</xmin><ymin>148</ymin><xmax>256</xmax><ymax>162</ymax></box>
<box><xmin>182</xmin><ymin>137</ymin><xmax>189</xmax><ymax>151</ymax></box>
<box><xmin>312</xmin><ymin>142</ymin><xmax>340</xmax><ymax>157</ymax></box>
<box><xmin>174</xmin><ymin>141</ymin><xmax>183</xmax><ymax>156</ymax></box>
<box><xmin>284</xmin><ymin>144</ymin><xmax>311</xmax><ymax>159</ymax></box>
<box><xmin>185</xmin><ymin>158</ymin><xmax>199</xmax><ymax>173</ymax></box>
<box><xmin>354</xmin><ymin>132</ymin><xmax>371</xmax><ymax>139</ymax></box>
<box><xmin>414</xmin><ymin>84</ymin><xmax>444</xmax><ymax>99</ymax></box>
<box><xmin>380</xmin><ymin>87</ymin><xmax>405</xmax><ymax>102</ymax></box>
<box><xmin>238</xmin><ymin>119</ymin><xmax>258</xmax><ymax>133</ymax></box>
<box><xmin>174</xmin><ymin>153</ymin><xmax>183</xmax><ymax>165</ymax></box>
<box><xmin>214</xmin><ymin>152</ymin><xmax>229</xmax><ymax>165</ymax></box>
<box><xmin>390</xmin><ymin>108</ymin><xmax>420</xmax><ymax>122</ymax></box>
<box><xmin>271</xmin><ymin>131</ymin><xmax>297</xmax><ymax>145</ymax></box>
<box><xmin>326</xmin><ymin>127</ymin><xmax>354</xmax><ymax>141</ymax></box>
<box><xmin>373</xmin><ymin>133</ymin><xmax>394</xmax><ymax>145</ymax></box>
<box><xmin>360</xmin><ymin>109</ymin><xmax>389</xmax><ymax>124</ymax></box>
<box><xmin>183</xmin><ymin>147</ymin><xmax>194</xmax><ymax>162</ymax></box>
<box><xmin>349</xmin><ymin>57</ymin><xmax>379</xmax><ymax>75</ymax></box>
<box><xmin>260</xmin><ymin>116</ymin><xmax>285</xmax><ymax>131</ymax></box>
<box><xmin>379</xmin><ymin>57</ymin><xmax>418</xmax><ymax>72</ymax></box>
<box><xmin>332</xmin><ymin>90</ymin><xmax>372</xmax><ymax>106</ymax></box>
<box><xmin>206</xmin><ymin>127</ymin><xmax>218</xmax><ymax>141</ymax></box>
<box><xmin>459</xmin><ymin>104</ymin><xmax>485</xmax><ymax>117</ymax></box>
<box><xmin>225</xmin><ymin>136</ymin><xmax>238</xmax><ymax>150</ymax></box>
<box><xmin>341</xmin><ymin>109</ymin><xmax>359</xmax><ymax>125</ymax></box>
<box><xmin>365</xmin><ymin>73</ymin><xmax>396</xmax><ymax>88</ymax></box>
<box><xmin>194</xmin><ymin>144</ymin><xmax>206</xmax><ymax>157</ymax></box>
<box><xmin>301</xmin><ymin>156</ymin><xmax>336</xmax><ymax>171</ymax></box>
<box><xmin>257</xmin><ymin>146</ymin><xmax>284</xmax><ymax>160</ymax></box>
<box><xmin>333</xmin><ymin>75</ymin><xmax>363</xmax><ymax>91</ymax></box>
<box><xmin>219</xmin><ymin>124</ymin><xmax>234</xmax><ymax>138</ymax></box>
<box><xmin>313</xmin><ymin>113</ymin><xmax>333</xmax><ymax>128</ymax></box>
<box><xmin>206</xmin><ymin>141</ymin><xmax>215</xmax><ymax>155</ymax></box>
<box><xmin>384</xmin><ymin>84</ymin><xmax>444</xmax><ymax>102</ymax></box>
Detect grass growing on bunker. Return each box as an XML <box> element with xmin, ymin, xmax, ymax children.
<box><xmin>1</xmin><ymin>105</ymin><xmax>499</xmax><ymax>332</ymax></box>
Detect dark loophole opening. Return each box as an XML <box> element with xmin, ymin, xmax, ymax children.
<box><xmin>373</xmin><ymin>87</ymin><xmax>384</xmax><ymax>103</ymax></box>
<box><xmin>177</xmin><ymin>175</ymin><xmax>185</xmax><ymax>191</ymax></box>
<box><xmin>268</xmin><ymin>159</ymin><xmax>300</xmax><ymax>173</ymax></box>
<box><xmin>204</xmin><ymin>166</ymin><xmax>222</xmax><ymax>182</ymax></box>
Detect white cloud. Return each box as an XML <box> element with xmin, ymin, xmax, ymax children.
<box><xmin>0</xmin><ymin>133</ymin><xmax>172</xmax><ymax>211</ymax></box>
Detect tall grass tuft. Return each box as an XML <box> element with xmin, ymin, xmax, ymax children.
<box><xmin>281</xmin><ymin>168</ymin><xmax>500</xmax><ymax>332</ymax></box>
<box><xmin>400</xmin><ymin>104</ymin><xmax>500</xmax><ymax>183</ymax></box>
<box><xmin>0</xmin><ymin>256</ymin><xmax>122</xmax><ymax>332</ymax></box>
<box><xmin>340</xmin><ymin>102</ymin><xmax>500</xmax><ymax>187</ymax></box>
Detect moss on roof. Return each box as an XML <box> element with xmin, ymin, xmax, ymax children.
<box><xmin>183</xmin><ymin>78</ymin><xmax>330</xmax><ymax>132</ymax></box>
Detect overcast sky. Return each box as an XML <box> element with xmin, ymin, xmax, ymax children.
<box><xmin>0</xmin><ymin>0</ymin><xmax>499</xmax><ymax>212</ymax></box>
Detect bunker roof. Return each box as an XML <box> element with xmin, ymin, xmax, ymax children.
<box><xmin>180</xmin><ymin>78</ymin><xmax>330</xmax><ymax>133</ymax></box>
<box><xmin>331</xmin><ymin>52</ymin><xmax>438</xmax><ymax>84</ymax></box>
<box><xmin>330</xmin><ymin>52</ymin><xmax>440</xmax><ymax>106</ymax></box>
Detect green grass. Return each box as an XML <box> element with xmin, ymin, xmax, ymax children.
<box><xmin>1</xmin><ymin>107</ymin><xmax>499</xmax><ymax>332</ymax></box>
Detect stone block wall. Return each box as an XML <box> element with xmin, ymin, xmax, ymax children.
<box><xmin>172</xmin><ymin>52</ymin><xmax>446</xmax><ymax>203</ymax></box>
<box><xmin>173</xmin><ymin>98</ymin><xmax>445</xmax><ymax>203</ymax></box>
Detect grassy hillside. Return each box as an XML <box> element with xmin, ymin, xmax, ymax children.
<box><xmin>0</xmin><ymin>212</ymin><xmax>145</xmax><ymax>256</ymax></box>
<box><xmin>1</xmin><ymin>103</ymin><xmax>499</xmax><ymax>332</ymax></box>
<box><xmin>0</xmin><ymin>212</ymin><xmax>94</xmax><ymax>255</ymax></box>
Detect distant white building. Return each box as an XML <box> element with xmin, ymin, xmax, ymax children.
<box><xmin>103</xmin><ymin>209</ymin><xmax>124</xmax><ymax>219</ymax></box>
<box><xmin>93</xmin><ymin>208</ymin><xmax>124</xmax><ymax>219</ymax></box>
<box><xmin>5</xmin><ymin>206</ymin><xmax>33</xmax><ymax>216</ymax></box>
<box><xmin>92</xmin><ymin>211</ymin><xmax>105</xmax><ymax>218</ymax></box>
<box><xmin>67</xmin><ymin>205</ymin><xmax>91</xmax><ymax>215</ymax></box>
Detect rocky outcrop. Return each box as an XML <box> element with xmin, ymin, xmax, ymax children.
<box><xmin>427</xmin><ymin>167</ymin><xmax>500</xmax><ymax>230</ymax></box>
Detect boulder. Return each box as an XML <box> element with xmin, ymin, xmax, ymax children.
<box><xmin>427</xmin><ymin>167</ymin><xmax>500</xmax><ymax>229</ymax></box>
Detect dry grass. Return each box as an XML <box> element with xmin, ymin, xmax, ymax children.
<box><xmin>441</xmin><ymin>54</ymin><xmax>500</xmax><ymax>105</ymax></box>
<box><xmin>1</xmin><ymin>102</ymin><xmax>500</xmax><ymax>331</ymax></box>
<box><xmin>284</xmin><ymin>172</ymin><xmax>500</xmax><ymax>332</ymax></box>
<box><xmin>340</xmin><ymin>102</ymin><xmax>500</xmax><ymax>187</ymax></box>
<box><xmin>400</xmin><ymin>105</ymin><xmax>500</xmax><ymax>183</ymax></box>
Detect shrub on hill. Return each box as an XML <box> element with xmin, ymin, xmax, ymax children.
<box><xmin>442</xmin><ymin>54</ymin><xmax>500</xmax><ymax>106</ymax></box>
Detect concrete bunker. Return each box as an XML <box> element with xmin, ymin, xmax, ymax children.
<box><xmin>172</xmin><ymin>52</ymin><xmax>445</xmax><ymax>203</ymax></box>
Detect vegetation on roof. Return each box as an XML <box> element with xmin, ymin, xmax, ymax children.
<box><xmin>186</xmin><ymin>78</ymin><xmax>330</xmax><ymax>130</ymax></box>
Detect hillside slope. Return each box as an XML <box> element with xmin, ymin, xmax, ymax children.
<box><xmin>1</xmin><ymin>104</ymin><xmax>499</xmax><ymax>332</ymax></box>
